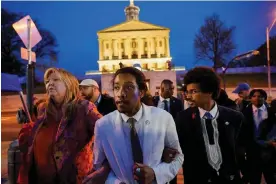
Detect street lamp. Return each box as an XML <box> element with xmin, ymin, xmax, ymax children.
<box><xmin>222</xmin><ymin>50</ymin><xmax>260</xmax><ymax>90</ymax></box>
<box><xmin>266</xmin><ymin>13</ymin><xmax>276</xmax><ymax>99</ymax></box>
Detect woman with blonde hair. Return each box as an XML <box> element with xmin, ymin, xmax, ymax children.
<box><xmin>17</xmin><ymin>68</ymin><xmax>102</xmax><ymax>184</ymax></box>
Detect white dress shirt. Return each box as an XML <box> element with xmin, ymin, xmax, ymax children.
<box><xmin>198</xmin><ymin>104</ymin><xmax>222</xmax><ymax>173</ymax></box>
<box><xmin>183</xmin><ymin>100</ymin><xmax>190</xmax><ymax>110</ymax></box>
<box><xmin>120</xmin><ymin>105</ymin><xmax>144</xmax><ymax>166</ymax></box>
<box><xmin>93</xmin><ymin>104</ymin><xmax>184</xmax><ymax>184</ymax></box>
<box><xmin>157</xmin><ymin>96</ymin><xmax>170</xmax><ymax>112</ymax></box>
<box><xmin>252</xmin><ymin>104</ymin><xmax>268</xmax><ymax>130</ymax></box>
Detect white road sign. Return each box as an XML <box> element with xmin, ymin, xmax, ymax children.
<box><xmin>12</xmin><ymin>15</ymin><xmax>42</xmax><ymax>48</ymax></box>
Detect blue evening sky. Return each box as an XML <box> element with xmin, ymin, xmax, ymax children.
<box><xmin>2</xmin><ymin>1</ymin><xmax>276</xmax><ymax>77</ymax></box>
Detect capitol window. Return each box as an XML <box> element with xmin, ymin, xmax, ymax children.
<box><xmin>106</xmin><ymin>44</ymin><xmax>109</xmax><ymax>49</ymax></box>
<box><xmin>159</xmin><ymin>41</ymin><xmax>162</xmax><ymax>47</ymax></box>
<box><xmin>132</xmin><ymin>41</ymin><xmax>137</xmax><ymax>48</ymax></box>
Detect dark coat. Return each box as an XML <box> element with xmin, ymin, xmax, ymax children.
<box><xmin>176</xmin><ymin>106</ymin><xmax>243</xmax><ymax>184</ymax></box>
<box><xmin>152</xmin><ymin>96</ymin><xmax>183</xmax><ymax>120</ymax></box>
<box><xmin>97</xmin><ymin>94</ymin><xmax>117</xmax><ymax>116</ymax></box>
<box><xmin>17</xmin><ymin>99</ymin><xmax>102</xmax><ymax>184</ymax></box>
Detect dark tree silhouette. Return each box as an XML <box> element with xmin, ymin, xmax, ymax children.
<box><xmin>1</xmin><ymin>8</ymin><xmax>58</xmax><ymax>76</ymax></box>
<box><xmin>194</xmin><ymin>14</ymin><xmax>236</xmax><ymax>70</ymax></box>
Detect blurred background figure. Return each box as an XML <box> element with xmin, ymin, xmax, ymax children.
<box><xmin>239</xmin><ymin>89</ymin><xmax>276</xmax><ymax>184</ymax></box>
<box><xmin>141</xmin><ymin>90</ymin><xmax>154</xmax><ymax>106</ymax></box>
<box><xmin>153</xmin><ymin>79</ymin><xmax>183</xmax><ymax>184</ymax></box>
<box><xmin>216</xmin><ymin>88</ymin><xmax>239</xmax><ymax>111</ymax></box>
<box><xmin>232</xmin><ymin>83</ymin><xmax>251</xmax><ymax>112</ymax></box>
<box><xmin>79</xmin><ymin>79</ymin><xmax>116</xmax><ymax>115</ymax></box>
<box><xmin>182</xmin><ymin>84</ymin><xmax>195</xmax><ymax>110</ymax></box>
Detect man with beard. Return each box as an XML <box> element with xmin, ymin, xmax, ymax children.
<box><xmin>80</xmin><ymin>79</ymin><xmax>116</xmax><ymax>115</ymax></box>
<box><xmin>182</xmin><ymin>84</ymin><xmax>196</xmax><ymax>110</ymax></box>
<box><xmin>89</xmin><ymin>67</ymin><xmax>183</xmax><ymax>184</ymax></box>
<box><xmin>233</xmin><ymin>83</ymin><xmax>251</xmax><ymax>112</ymax></box>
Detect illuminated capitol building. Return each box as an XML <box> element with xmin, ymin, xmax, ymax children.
<box><xmin>86</xmin><ymin>0</ymin><xmax>185</xmax><ymax>95</ymax></box>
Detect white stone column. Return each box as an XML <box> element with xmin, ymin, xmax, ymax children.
<box><xmin>156</xmin><ymin>37</ymin><xmax>161</xmax><ymax>58</ymax></box>
<box><xmin>113</xmin><ymin>40</ymin><xmax>118</xmax><ymax>57</ymax></box>
<box><xmin>118</xmin><ymin>39</ymin><xmax>122</xmax><ymax>59</ymax></box>
<box><xmin>126</xmin><ymin>38</ymin><xmax>131</xmax><ymax>59</ymax></box>
<box><xmin>99</xmin><ymin>39</ymin><xmax>103</xmax><ymax>60</ymax></box>
<box><xmin>138</xmin><ymin>38</ymin><xmax>143</xmax><ymax>59</ymax></box>
<box><xmin>109</xmin><ymin>40</ymin><xmax>113</xmax><ymax>59</ymax></box>
<box><xmin>152</xmin><ymin>37</ymin><xmax>156</xmax><ymax>57</ymax></box>
<box><xmin>147</xmin><ymin>37</ymin><xmax>151</xmax><ymax>58</ymax></box>
<box><xmin>165</xmin><ymin>37</ymin><xmax>170</xmax><ymax>57</ymax></box>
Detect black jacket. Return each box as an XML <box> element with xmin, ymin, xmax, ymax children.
<box><xmin>97</xmin><ymin>94</ymin><xmax>117</xmax><ymax>116</ymax></box>
<box><xmin>176</xmin><ymin>106</ymin><xmax>243</xmax><ymax>184</ymax></box>
<box><xmin>240</xmin><ymin>104</ymin><xmax>276</xmax><ymax>160</ymax></box>
<box><xmin>152</xmin><ymin>96</ymin><xmax>183</xmax><ymax>120</ymax></box>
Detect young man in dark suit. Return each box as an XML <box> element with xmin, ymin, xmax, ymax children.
<box><xmin>153</xmin><ymin>79</ymin><xmax>183</xmax><ymax>120</ymax></box>
<box><xmin>240</xmin><ymin>89</ymin><xmax>276</xmax><ymax>184</ymax></box>
<box><xmin>80</xmin><ymin>79</ymin><xmax>117</xmax><ymax>115</ymax></box>
<box><xmin>152</xmin><ymin>79</ymin><xmax>183</xmax><ymax>184</ymax></box>
<box><xmin>176</xmin><ymin>67</ymin><xmax>244</xmax><ymax>184</ymax></box>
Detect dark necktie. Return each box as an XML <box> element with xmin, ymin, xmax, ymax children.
<box><xmin>163</xmin><ymin>100</ymin><xmax>169</xmax><ymax>112</ymax></box>
<box><xmin>128</xmin><ymin>118</ymin><xmax>143</xmax><ymax>163</ymax></box>
<box><xmin>204</xmin><ymin>112</ymin><xmax>215</xmax><ymax>145</ymax></box>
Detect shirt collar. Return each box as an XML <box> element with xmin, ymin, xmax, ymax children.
<box><xmin>97</xmin><ymin>94</ymin><xmax>102</xmax><ymax>104</ymax></box>
<box><xmin>120</xmin><ymin>105</ymin><xmax>143</xmax><ymax>123</ymax></box>
<box><xmin>198</xmin><ymin>103</ymin><xmax>218</xmax><ymax>119</ymax></box>
<box><xmin>252</xmin><ymin>104</ymin><xmax>266</xmax><ymax>112</ymax></box>
<box><xmin>160</xmin><ymin>95</ymin><xmax>170</xmax><ymax>102</ymax></box>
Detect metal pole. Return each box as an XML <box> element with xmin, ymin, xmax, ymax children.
<box><xmin>266</xmin><ymin>27</ymin><xmax>272</xmax><ymax>98</ymax></box>
<box><xmin>19</xmin><ymin>91</ymin><xmax>32</xmax><ymax>123</ymax></box>
<box><xmin>223</xmin><ymin>71</ymin><xmax>226</xmax><ymax>91</ymax></box>
<box><xmin>26</xmin><ymin>19</ymin><xmax>34</xmax><ymax>118</ymax></box>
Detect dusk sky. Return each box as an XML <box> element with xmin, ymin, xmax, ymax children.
<box><xmin>2</xmin><ymin>1</ymin><xmax>276</xmax><ymax>77</ymax></box>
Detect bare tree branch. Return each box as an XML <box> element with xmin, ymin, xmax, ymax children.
<box><xmin>194</xmin><ymin>13</ymin><xmax>236</xmax><ymax>70</ymax></box>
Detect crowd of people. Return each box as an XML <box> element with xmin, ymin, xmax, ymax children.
<box><xmin>16</xmin><ymin>66</ymin><xmax>276</xmax><ymax>184</ymax></box>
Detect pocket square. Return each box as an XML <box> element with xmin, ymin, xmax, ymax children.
<box><xmin>225</xmin><ymin>122</ymin><xmax>229</xmax><ymax>125</ymax></box>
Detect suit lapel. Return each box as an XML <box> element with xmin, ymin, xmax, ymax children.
<box><xmin>141</xmin><ymin>104</ymin><xmax>153</xmax><ymax>164</ymax></box>
<box><xmin>217</xmin><ymin>107</ymin><xmax>229</xmax><ymax>144</ymax></box>
<box><xmin>170</xmin><ymin>97</ymin><xmax>175</xmax><ymax>115</ymax></box>
<box><xmin>153</xmin><ymin>96</ymin><xmax>159</xmax><ymax>107</ymax></box>
<box><xmin>193</xmin><ymin>109</ymin><xmax>207</xmax><ymax>155</ymax></box>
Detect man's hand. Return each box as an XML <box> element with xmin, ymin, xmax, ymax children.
<box><xmin>82</xmin><ymin>163</ymin><xmax>110</xmax><ymax>184</ymax></box>
<box><xmin>16</xmin><ymin>108</ymin><xmax>28</xmax><ymax>124</ymax></box>
<box><xmin>133</xmin><ymin>163</ymin><xmax>155</xmax><ymax>184</ymax></box>
<box><xmin>162</xmin><ymin>147</ymin><xmax>179</xmax><ymax>163</ymax></box>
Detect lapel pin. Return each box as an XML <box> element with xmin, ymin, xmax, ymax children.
<box><xmin>145</xmin><ymin>120</ymin><xmax>150</xmax><ymax>125</ymax></box>
<box><xmin>225</xmin><ymin>122</ymin><xmax>229</xmax><ymax>125</ymax></box>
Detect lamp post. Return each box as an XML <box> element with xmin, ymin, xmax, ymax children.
<box><xmin>222</xmin><ymin>50</ymin><xmax>260</xmax><ymax>90</ymax></box>
<box><xmin>266</xmin><ymin>14</ymin><xmax>276</xmax><ymax>99</ymax></box>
